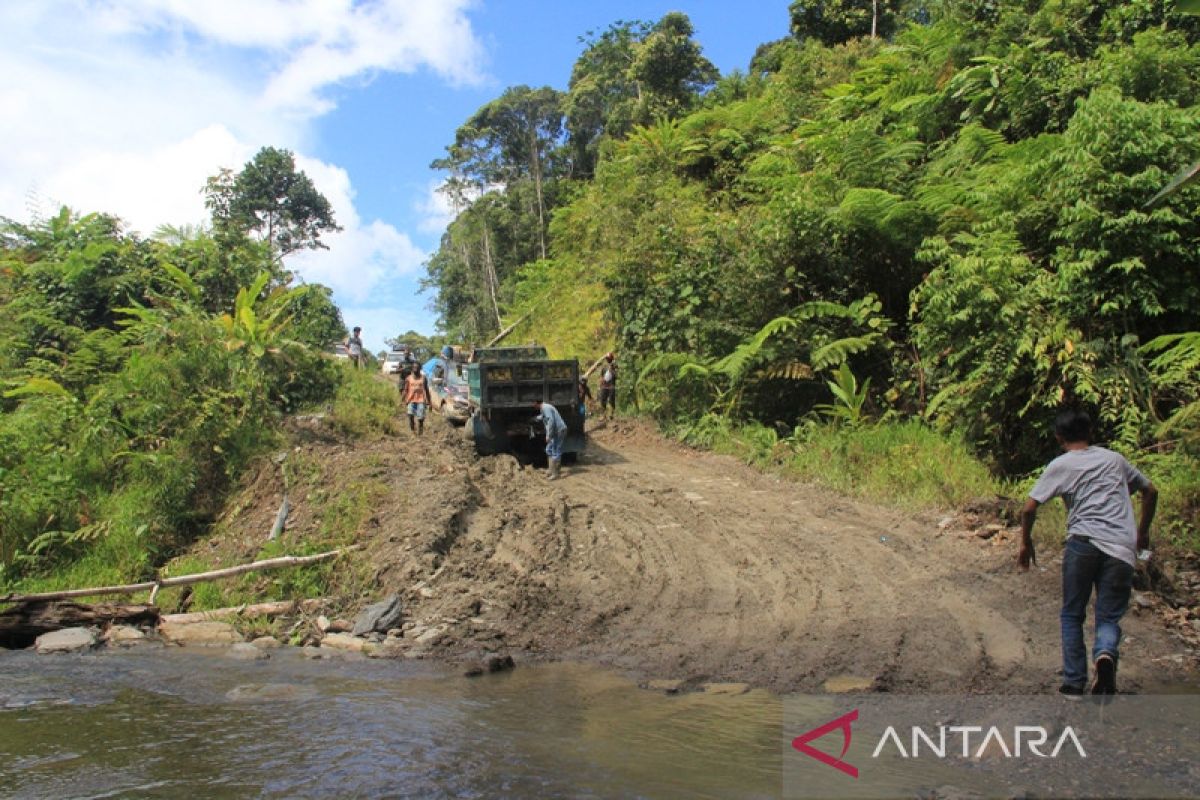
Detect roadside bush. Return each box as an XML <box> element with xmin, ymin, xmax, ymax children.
<box><xmin>329</xmin><ymin>366</ymin><xmax>402</xmax><ymax>438</ymax></box>
<box><xmin>0</xmin><ymin>212</ymin><xmax>343</xmax><ymax>592</ymax></box>
<box><xmin>786</xmin><ymin>419</ymin><xmax>999</xmax><ymax>509</ymax></box>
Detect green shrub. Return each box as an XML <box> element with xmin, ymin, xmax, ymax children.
<box><xmin>329</xmin><ymin>366</ymin><xmax>401</xmax><ymax>438</ymax></box>
<box><xmin>785</xmin><ymin>419</ymin><xmax>999</xmax><ymax>509</ymax></box>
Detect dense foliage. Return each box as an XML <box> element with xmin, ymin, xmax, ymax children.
<box><xmin>424</xmin><ymin>2</ymin><xmax>1199</xmax><ymax>534</ymax></box>
<box><xmin>0</xmin><ymin>148</ymin><xmax>347</xmax><ymax>590</ymax></box>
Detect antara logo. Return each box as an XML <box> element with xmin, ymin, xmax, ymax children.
<box><xmin>791</xmin><ymin>709</ymin><xmax>860</xmax><ymax>778</ymax></box>
<box><xmin>792</xmin><ymin>709</ymin><xmax>1087</xmax><ymax>778</ymax></box>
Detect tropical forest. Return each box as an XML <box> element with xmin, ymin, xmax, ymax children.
<box><xmin>2</xmin><ymin>0</ymin><xmax>1199</xmax><ymax>603</ymax></box>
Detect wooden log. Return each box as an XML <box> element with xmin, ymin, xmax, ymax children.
<box><xmin>582</xmin><ymin>354</ymin><xmax>608</xmax><ymax>379</ymax></box>
<box><xmin>484</xmin><ymin>313</ymin><xmax>530</xmax><ymax>348</ymax></box>
<box><xmin>160</xmin><ymin>598</ymin><xmax>324</xmax><ymax>625</ymax></box>
<box><xmin>0</xmin><ymin>545</ymin><xmax>360</xmax><ymax>605</ymax></box>
<box><xmin>0</xmin><ymin>601</ymin><xmax>160</xmax><ymax>648</ymax></box>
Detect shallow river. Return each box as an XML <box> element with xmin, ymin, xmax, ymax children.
<box><xmin>0</xmin><ymin>648</ymin><xmax>782</xmax><ymax>799</ymax></box>
<box><xmin>4</xmin><ymin>648</ymin><xmax>1198</xmax><ymax>799</ymax></box>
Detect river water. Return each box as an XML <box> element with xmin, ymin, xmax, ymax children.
<box><xmin>5</xmin><ymin>648</ymin><xmax>1198</xmax><ymax>799</ymax></box>
<box><xmin>0</xmin><ymin>648</ymin><xmax>781</xmax><ymax>799</ymax></box>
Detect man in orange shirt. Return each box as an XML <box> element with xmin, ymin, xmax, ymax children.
<box><xmin>402</xmin><ymin>365</ymin><xmax>432</xmax><ymax>435</ymax></box>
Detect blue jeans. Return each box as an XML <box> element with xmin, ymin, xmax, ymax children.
<box><xmin>1060</xmin><ymin>536</ymin><xmax>1133</xmax><ymax>689</ymax></box>
<box><xmin>546</xmin><ymin>430</ymin><xmax>565</xmax><ymax>460</ymax></box>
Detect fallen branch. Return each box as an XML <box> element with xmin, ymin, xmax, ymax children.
<box><xmin>582</xmin><ymin>354</ymin><xmax>609</xmax><ymax>379</ymax></box>
<box><xmin>161</xmin><ymin>598</ymin><xmax>324</xmax><ymax>625</ymax></box>
<box><xmin>0</xmin><ymin>546</ymin><xmax>361</xmax><ymax>605</ymax></box>
<box><xmin>484</xmin><ymin>313</ymin><xmax>530</xmax><ymax>348</ymax></box>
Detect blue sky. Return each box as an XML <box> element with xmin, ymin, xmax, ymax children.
<box><xmin>0</xmin><ymin>1</ymin><xmax>791</xmax><ymax>353</ymax></box>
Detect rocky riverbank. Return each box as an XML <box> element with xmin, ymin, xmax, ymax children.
<box><xmin>22</xmin><ymin>592</ymin><xmax>517</xmax><ymax>678</ymax></box>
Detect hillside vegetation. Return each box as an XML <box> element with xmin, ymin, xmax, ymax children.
<box><xmin>424</xmin><ymin>0</ymin><xmax>1200</xmax><ymax>548</ymax></box>
<box><xmin>0</xmin><ymin>149</ymin><xmax>352</xmax><ymax>594</ymax></box>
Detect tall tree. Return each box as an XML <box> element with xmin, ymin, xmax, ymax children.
<box><xmin>435</xmin><ymin>86</ymin><xmax>566</xmax><ymax>260</ymax></box>
<box><xmin>204</xmin><ymin>147</ymin><xmax>341</xmax><ymax>262</ymax></box>
<box><xmin>789</xmin><ymin>0</ymin><xmax>902</xmax><ymax>45</ymax></box>
<box><xmin>627</xmin><ymin>12</ymin><xmax>720</xmax><ymax>124</ymax></box>
<box><xmin>565</xmin><ymin>13</ymin><xmax>718</xmax><ymax>177</ymax></box>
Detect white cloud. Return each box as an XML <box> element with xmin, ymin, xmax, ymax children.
<box><xmin>417</xmin><ymin>179</ymin><xmax>460</xmax><ymax>237</ymax></box>
<box><xmin>290</xmin><ymin>158</ymin><xmax>428</xmax><ymax>301</ymax></box>
<box><xmin>0</xmin><ymin>0</ymin><xmax>482</xmax><ymax>330</ymax></box>
<box><xmin>28</xmin><ymin>125</ymin><xmax>251</xmax><ymax>234</ymax></box>
<box><xmin>86</xmin><ymin>0</ymin><xmax>486</xmax><ymax>115</ymax></box>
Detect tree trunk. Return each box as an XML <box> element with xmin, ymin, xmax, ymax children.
<box><xmin>484</xmin><ymin>313</ymin><xmax>531</xmax><ymax>348</ymax></box>
<box><xmin>871</xmin><ymin>0</ymin><xmax>879</xmax><ymax>39</ymax></box>
<box><xmin>482</xmin><ymin>224</ymin><xmax>503</xmax><ymax>328</ymax></box>
<box><xmin>530</xmin><ymin>128</ymin><xmax>547</xmax><ymax>261</ymax></box>
<box><xmin>0</xmin><ymin>601</ymin><xmax>160</xmax><ymax>648</ymax></box>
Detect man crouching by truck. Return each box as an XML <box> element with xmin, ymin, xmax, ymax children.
<box><xmin>1018</xmin><ymin>408</ymin><xmax>1157</xmax><ymax>698</ymax></box>
<box><xmin>533</xmin><ymin>399</ymin><xmax>568</xmax><ymax>480</ymax></box>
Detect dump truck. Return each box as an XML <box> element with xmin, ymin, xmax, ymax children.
<box><xmin>466</xmin><ymin>345</ymin><xmax>585</xmax><ymax>460</ymax></box>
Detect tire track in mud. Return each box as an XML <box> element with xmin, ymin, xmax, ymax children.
<box><xmin>359</xmin><ymin>420</ymin><xmax>1188</xmax><ymax>694</ymax></box>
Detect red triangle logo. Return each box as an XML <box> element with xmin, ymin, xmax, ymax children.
<box><xmin>791</xmin><ymin>708</ymin><xmax>859</xmax><ymax>778</ymax></box>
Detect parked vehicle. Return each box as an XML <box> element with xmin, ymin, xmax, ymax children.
<box><xmin>464</xmin><ymin>346</ymin><xmax>584</xmax><ymax>459</ymax></box>
<box><xmin>380</xmin><ymin>351</ymin><xmax>406</xmax><ymax>376</ymax></box>
<box><xmin>423</xmin><ymin>356</ymin><xmax>471</xmax><ymax>424</ymax></box>
<box><xmin>331</xmin><ymin>343</ymin><xmax>350</xmax><ymax>361</ymax></box>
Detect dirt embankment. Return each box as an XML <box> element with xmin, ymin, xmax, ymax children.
<box><xmin>222</xmin><ymin>415</ymin><xmax>1199</xmax><ymax>694</ymax></box>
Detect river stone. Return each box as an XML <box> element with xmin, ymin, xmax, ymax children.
<box><xmin>35</xmin><ymin>627</ymin><xmax>97</xmax><ymax>654</ymax></box>
<box><xmin>641</xmin><ymin>679</ymin><xmax>684</xmax><ymax>694</ymax></box>
<box><xmin>159</xmin><ymin>621</ymin><xmax>243</xmax><ymax>646</ymax></box>
<box><xmin>320</xmin><ymin>632</ymin><xmax>368</xmax><ymax>652</ymax></box>
<box><xmin>701</xmin><ymin>682</ymin><xmax>750</xmax><ymax>696</ymax></box>
<box><xmin>484</xmin><ymin>653</ymin><xmax>514</xmax><ymax>673</ymax></box>
<box><xmin>352</xmin><ymin>595</ymin><xmax>404</xmax><ymax>636</ymax></box>
<box><xmin>368</xmin><ymin>639</ymin><xmax>407</xmax><ymax>659</ymax></box>
<box><xmin>251</xmin><ymin>636</ymin><xmax>282</xmax><ymax>649</ymax></box>
<box><xmin>227</xmin><ymin>642</ymin><xmax>269</xmax><ymax>661</ymax></box>
<box><xmin>105</xmin><ymin>625</ymin><xmax>147</xmax><ymax>645</ymax></box>
<box><xmin>414</xmin><ymin>625</ymin><xmax>446</xmax><ymax>645</ymax></box>
<box><xmin>823</xmin><ymin>675</ymin><xmax>875</xmax><ymax>693</ymax></box>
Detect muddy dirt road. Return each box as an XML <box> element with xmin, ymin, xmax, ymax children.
<box><xmin>256</xmin><ymin>416</ymin><xmax>1196</xmax><ymax>694</ymax></box>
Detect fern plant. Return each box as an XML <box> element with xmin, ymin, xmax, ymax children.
<box><xmin>636</xmin><ymin>296</ymin><xmax>889</xmax><ymax>421</ymax></box>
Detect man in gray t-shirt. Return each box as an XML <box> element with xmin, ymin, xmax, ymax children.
<box><xmin>1018</xmin><ymin>409</ymin><xmax>1157</xmax><ymax>697</ymax></box>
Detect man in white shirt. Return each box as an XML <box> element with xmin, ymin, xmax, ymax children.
<box><xmin>1018</xmin><ymin>409</ymin><xmax>1157</xmax><ymax>697</ymax></box>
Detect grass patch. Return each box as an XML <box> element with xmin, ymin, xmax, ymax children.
<box><xmin>151</xmin><ymin>447</ymin><xmax>388</xmax><ymax>613</ymax></box>
<box><xmin>785</xmin><ymin>419</ymin><xmax>999</xmax><ymax>510</ymax></box>
<box><xmin>328</xmin><ymin>366</ymin><xmax>401</xmax><ymax>438</ymax></box>
<box><xmin>666</xmin><ymin>414</ymin><xmax>1001</xmax><ymax>512</ymax></box>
